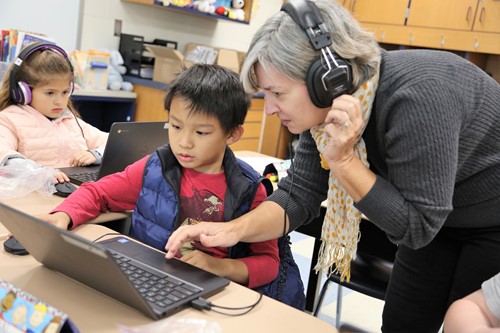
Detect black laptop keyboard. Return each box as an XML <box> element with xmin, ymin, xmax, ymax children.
<box><xmin>109</xmin><ymin>252</ymin><xmax>203</xmax><ymax>310</ymax></box>
<box><xmin>69</xmin><ymin>171</ymin><xmax>98</xmax><ymax>184</ymax></box>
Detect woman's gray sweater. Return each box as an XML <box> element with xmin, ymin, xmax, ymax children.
<box><xmin>268</xmin><ymin>49</ymin><xmax>500</xmax><ymax>249</ymax></box>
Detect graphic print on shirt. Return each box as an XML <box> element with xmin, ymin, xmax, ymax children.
<box><xmin>178</xmin><ymin>185</ymin><xmax>224</xmax><ymax>257</ymax></box>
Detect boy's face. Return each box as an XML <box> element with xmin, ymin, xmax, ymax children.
<box><xmin>29</xmin><ymin>74</ymin><xmax>72</xmax><ymax>119</ymax></box>
<box><xmin>168</xmin><ymin>96</ymin><xmax>240</xmax><ymax>174</ymax></box>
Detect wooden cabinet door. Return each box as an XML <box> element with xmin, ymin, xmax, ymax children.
<box><xmin>473</xmin><ymin>0</ymin><xmax>500</xmax><ymax>33</ymax></box>
<box><xmin>133</xmin><ymin>85</ymin><xmax>167</xmax><ymax>122</ymax></box>
<box><xmin>407</xmin><ymin>0</ymin><xmax>479</xmax><ymax>30</ymax></box>
<box><xmin>349</xmin><ymin>0</ymin><xmax>410</xmax><ymax>25</ymax></box>
<box><xmin>232</xmin><ymin>98</ymin><xmax>264</xmax><ymax>152</ymax></box>
<box><xmin>338</xmin><ymin>0</ymin><xmax>353</xmax><ymax>11</ymax></box>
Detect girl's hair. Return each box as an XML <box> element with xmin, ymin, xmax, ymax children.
<box><xmin>164</xmin><ymin>64</ymin><xmax>251</xmax><ymax>134</ymax></box>
<box><xmin>241</xmin><ymin>0</ymin><xmax>380</xmax><ymax>94</ymax></box>
<box><xmin>0</xmin><ymin>47</ymin><xmax>78</xmax><ymax>114</ymax></box>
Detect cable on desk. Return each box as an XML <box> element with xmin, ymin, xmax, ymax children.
<box><xmin>191</xmin><ymin>292</ymin><xmax>263</xmax><ymax>316</ymax></box>
<box><xmin>92</xmin><ymin>232</ymin><xmax>121</xmax><ymax>243</ymax></box>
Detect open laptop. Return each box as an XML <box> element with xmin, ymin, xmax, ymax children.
<box><xmin>60</xmin><ymin>121</ymin><xmax>169</xmax><ymax>185</ymax></box>
<box><xmin>0</xmin><ymin>203</ymin><xmax>229</xmax><ymax>319</ymax></box>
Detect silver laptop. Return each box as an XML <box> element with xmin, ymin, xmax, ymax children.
<box><xmin>60</xmin><ymin>121</ymin><xmax>169</xmax><ymax>185</ymax></box>
<box><xmin>0</xmin><ymin>203</ymin><xmax>229</xmax><ymax>319</ymax></box>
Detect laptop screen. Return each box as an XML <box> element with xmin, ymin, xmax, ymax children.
<box><xmin>59</xmin><ymin>121</ymin><xmax>169</xmax><ymax>184</ymax></box>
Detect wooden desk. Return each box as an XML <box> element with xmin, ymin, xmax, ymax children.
<box><xmin>1</xmin><ymin>192</ymin><xmax>128</xmax><ymax>225</ymax></box>
<box><xmin>0</xmin><ymin>192</ymin><xmax>336</xmax><ymax>332</ymax></box>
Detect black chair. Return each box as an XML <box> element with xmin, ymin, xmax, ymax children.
<box><xmin>313</xmin><ymin>220</ymin><xmax>397</xmax><ymax>330</ymax></box>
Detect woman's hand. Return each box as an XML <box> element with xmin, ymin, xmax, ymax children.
<box><xmin>322</xmin><ymin>94</ymin><xmax>364</xmax><ymax>169</ymax></box>
<box><xmin>37</xmin><ymin>212</ymin><xmax>72</xmax><ymax>229</ymax></box>
<box><xmin>320</xmin><ymin>94</ymin><xmax>377</xmax><ymax>202</ymax></box>
<box><xmin>69</xmin><ymin>150</ymin><xmax>96</xmax><ymax>167</ymax></box>
<box><xmin>165</xmin><ymin>222</ymin><xmax>240</xmax><ymax>259</ymax></box>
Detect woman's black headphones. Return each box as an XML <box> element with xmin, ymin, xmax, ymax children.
<box><xmin>281</xmin><ymin>0</ymin><xmax>353</xmax><ymax>108</ymax></box>
<box><xmin>9</xmin><ymin>42</ymin><xmax>74</xmax><ymax>105</ymax></box>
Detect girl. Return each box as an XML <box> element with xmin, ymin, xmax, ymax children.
<box><xmin>0</xmin><ymin>42</ymin><xmax>108</xmax><ymax>183</ymax></box>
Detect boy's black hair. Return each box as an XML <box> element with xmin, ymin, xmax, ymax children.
<box><xmin>164</xmin><ymin>64</ymin><xmax>251</xmax><ymax>134</ymax></box>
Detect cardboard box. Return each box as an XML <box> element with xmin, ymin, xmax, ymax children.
<box><xmin>183</xmin><ymin>43</ymin><xmax>217</xmax><ymax>68</ymax></box>
<box><xmin>145</xmin><ymin>43</ymin><xmax>243</xmax><ymax>84</ymax></box>
<box><xmin>217</xmin><ymin>49</ymin><xmax>240</xmax><ymax>73</ymax></box>
<box><xmin>145</xmin><ymin>44</ymin><xmax>183</xmax><ymax>84</ymax></box>
<box><xmin>184</xmin><ymin>43</ymin><xmax>241</xmax><ymax>74</ymax></box>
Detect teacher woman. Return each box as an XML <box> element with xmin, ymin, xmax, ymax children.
<box><xmin>166</xmin><ymin>1</ymin><xmax>500</xmax><ymax>331</ymax></box>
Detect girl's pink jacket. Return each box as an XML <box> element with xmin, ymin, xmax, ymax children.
<box><xmin>0</xmin><ymin>104</ymin><xmax>108</xmax><ymax>166</ymax></box>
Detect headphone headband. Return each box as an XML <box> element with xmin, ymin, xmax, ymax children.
<box><xmin>9</xmin><ymin>42</ymin><xmax>73</xmax><ymax>105</ymax></box>
<box><xmin>281</xmin><ymin>0</ymin><xmax>331</xmax><ymax>51</ymax></box>
<box><xmin>16</xmin><ymin>42</ymin><xmax>68</xmax><ymax>63</ymax></box>
<box><xmin>280</xmin><ymin>0</ymin><xmax>353</xmax><ymax>108</ymax></box>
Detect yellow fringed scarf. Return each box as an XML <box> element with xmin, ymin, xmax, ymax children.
<box><xmin>310</xmin><ymin>67</ymin><xmax>380</xmax><ymax>282</ymax></box>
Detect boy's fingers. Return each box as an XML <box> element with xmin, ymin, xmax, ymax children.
<box><xmin>165</xmin><ymin>225</ymin><xmax>200</xmax><ymax>258</ymax></box>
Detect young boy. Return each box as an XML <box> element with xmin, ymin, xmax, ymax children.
<box><xmin>39</xmin><ymin>64</ymin><xmax>305</xmax><ymax>309</ymax></box>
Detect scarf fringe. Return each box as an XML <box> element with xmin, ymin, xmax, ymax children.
<box><xmin>313</xmin><ymin>218</ymin><xmax>360</xmax><ymax>283</ymax></box>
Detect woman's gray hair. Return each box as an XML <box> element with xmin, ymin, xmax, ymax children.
<box><xmin>241</xmin><ymin>0</ymin><xmax>380</xmax><ymax>93</ymax></box>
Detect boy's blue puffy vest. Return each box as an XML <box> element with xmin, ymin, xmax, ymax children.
<box><xmin>130</xmin><ymin>145</ymin><xmax>305</xmax><ymax>310</ymax></box>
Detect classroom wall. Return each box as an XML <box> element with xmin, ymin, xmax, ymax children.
<box><xmin>0</xmin><ymin>0</ymin><xmax>282</xmax><ymax>55</ymax></box>
<box><xmin>0</xmin><ymin>0</ymin><xmax>83</xmax><ymax>52</ymax></box>
<box><xmin>80</xmin><ymin>0</ymin><xmax>283</xmax><ymax>54</ymax></box>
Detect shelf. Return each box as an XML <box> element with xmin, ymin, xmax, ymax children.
<box><xmin>121</xmin><ymin>0</ymin><xmax>252</xmax><ymax>25</ymax></box>
<box><xmin>72</xmin><ymin>89</ymin><xmax>137</xmax><ymax>99</ymax></box>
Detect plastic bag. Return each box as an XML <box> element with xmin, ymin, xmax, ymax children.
<box><xmin>0</xmin><ymin>159</ymin><xmax>57</xmax><ymax>200</ymax></box>
<box><xmin>117</xmin><ymin>317</ymin><xmax>221</xmax><ymax>333</ymax></box>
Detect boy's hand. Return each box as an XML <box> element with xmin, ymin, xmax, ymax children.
<box><xmin>37</xmin><ymin>212</ymin><xmax>72</xmax><ymax>230</ymax></box>
<box><xmin>179</xmin><ymin>250</ymin><xmax>224</xmax><ymax>276</ymax></box>
<box><xmin>69</xmin><ymin>151</ymin><xmax>96</xmax><ymax>167</ymax></box>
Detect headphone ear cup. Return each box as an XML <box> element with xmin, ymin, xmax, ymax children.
<box><xmin>306</xmin><ymin>58</ymin><xmax>333</xmax><ymax>108</ymax></box>
<box><xmin>306</xmin><ymin>56</ymin><xmax>353</xmax><ymax>108</ymax></box>
<box><xmin>13</xmin><ymin>81</ymin><xmax>72</xmax><ymax>105</ymax></box>
<box><xmin>16</xmin><ymin>81</ymin><xmax>32</xmax><ymax>105</ymax></box>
